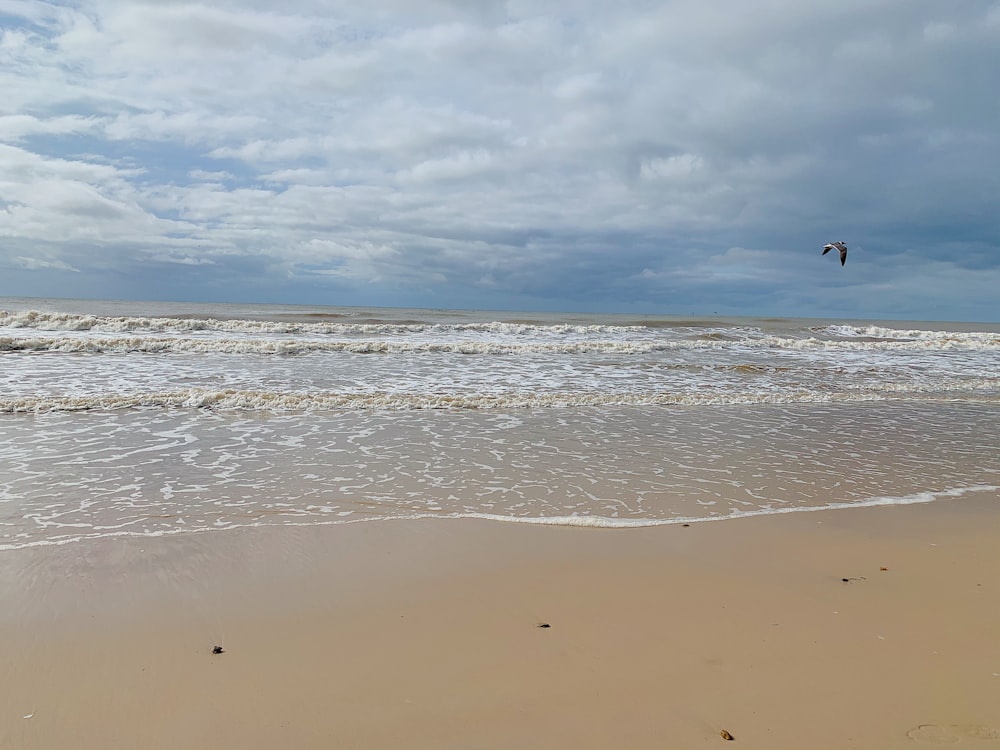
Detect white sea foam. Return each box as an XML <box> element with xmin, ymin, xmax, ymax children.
<box><xmin>2</xmin><ymin>484</ymin><xmax>995</xmax><ymax>551</ymax></box>
<box><xmin>757</xmin><ymin>334</ymin><xmax>1000</xmax><ymax>352</ymax></box>
<box><xmin>0</xmin><ymin>310</ymin><xmax>644</xmax><ymax>337</ymax></box>
<box><xmin>1</xmin><ymin>334</ymin><xmax>674</xmax><ymax>355</ymax></box>
<box><xmin>5</xmin><ymin>331</ymin><xmax>1000</xmax><ymax>356</ymax></box>
<box><xmin>819</xmin><ymin>323</ymin><xmax>1000</xmax><ymax>343</ymax></box>
<box><xmin>9</xmin><ymin>309</ymin><xmax>997</xmax><ymax>347</ymax></box>
<box><xmin>4</xmin><ymin>381</ymin><xmax>999</xmax><ymax>413</ymax></box>
<box><xmin>457</xmin><ymin>484</ymin><xmax>1000</xmax><ymax>527</ymax></box>
<box><xmin>3</xmin><ymin>300</ymin><xmax>999</xmax><ymax>553</ymax></box>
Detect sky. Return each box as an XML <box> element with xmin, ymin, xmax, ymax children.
<box><xmin>1</xmin><ymin>0</ymin><xmax>999</xmax><ymax>321</ymax></box>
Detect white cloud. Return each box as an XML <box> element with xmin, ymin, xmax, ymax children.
<box><xmin>401</xmin><ymin>149</ymin><xmax>498</xmax><ymax>183</ymax></box>
<box><xmin>104</xmin><ymin>111</ymin><xmax>264</xmax><ymax>143</ymax></box>
<box><xmin>987</xmin><ymin>3</ymin><xmax>1000</xmax><ymax>28</ymax></box>
<box><xmin>0</xmin><ymin>0</ymin><xmax>997</xmax><ymax>319</ymax></box>
<box><xmin>0</xmin><ymin>114</ymin><xmax>102</xmax><ymax>141</ymax></box>
<box><xmin>188</xmin><ymin>169</ymin><xmax>235</xmax><ymax>182</ymax></box>
<box><xmin>922</xmin><ymin>22</ymin><xmax>956</xmax><ymax>42</ymax></box>
<box><xmin>639</xmin><ymin>154</ymin><xmax>704</xmax><ymax>181</ymax></box>
<box><xmin>890</xmin><ymin>95</ymin><xmax>934</xmax><ymax>115</ymax></box>
<box><xmin>11</xmin><ymin>256</ymin><xmax>80</xmax><ymax>272</ymax></box>
<box><xmin>146</xmin><ymin>253</ymin><xmax>216</xmax><ymax>266</ymax></box>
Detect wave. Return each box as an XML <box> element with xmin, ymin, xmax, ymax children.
<box><xmin>815</xmin><ymin>324</ymin><xmax>1000</xmax><ymax>344</ymax></box>
<box><xmin>754</xmin><ymin>335</ymin><xmax>1000</xmax><ymax>352</ymax></box>
<box><xmin>4</xmin><ymin>331</ymin><xmax>1000</xmax><ymax>355</ymax></box>
<box><xmin>0</xmin><ymin>310</ymin><xmax>644</xmax><ymax>337</ymax></box>
<box><xmin>465</xmin><ymin>483</ymin><xmax>1000</xmax><ymax>527</ymax></box>
<box><xmin>4</xmin><ymin>484</ymin><xmax>995</xmax><ymax>552</ymax></box>
<box><xmin>4</xmin><ymin>385</ymin><xmax>998</xmax><ymax>413</ymax></box>
<box><xmin>0</xmin><ymin>334</ymin><xmax>671</xmax><ymax>355</ymax></box>
<box><xmin>7</xmin><ymin>310</ymin><xmax>1000</xmax><ymax>347</ymax></box>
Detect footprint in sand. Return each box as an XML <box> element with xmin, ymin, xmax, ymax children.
<box><xmin>907</xmin><ymin>724</ymin><xmax>1000</xmax><ymax>743</ymax></box>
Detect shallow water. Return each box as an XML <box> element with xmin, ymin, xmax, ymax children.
<box><xmin>1</xmin><ymin>298</ymin><xmax>999</xmax><ymax>550</ymax></box>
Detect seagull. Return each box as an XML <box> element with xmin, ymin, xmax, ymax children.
<box><xmin>822</xmin><ymin>241</ymin><xmax>848</xmax><ymax>266</ymax></box>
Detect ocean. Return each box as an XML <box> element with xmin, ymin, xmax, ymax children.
<box><xmin>2</xmin><ymin>296</ymin><xmax>999</xmax><ymax>551</ymax></box>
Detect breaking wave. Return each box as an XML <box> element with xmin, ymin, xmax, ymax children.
<box><xmin>4</xmin><ymin>383</ymin><xmax>999</xmax><ymax>413</ymax></box>
<box><xmin>1</xmin><ymin>335</ymin><xmax>673</xmax><ymax>355</ymax></box>
<box><xmin>4</xmin><ymin>333</ymin><xmax>1000</xmax><ymax>355</ymax></box>
<box><xmin>4</xmin><ymin>483</ymin><xmax>996</xmax><ymax>551</ymax></box>
<box><xmin>0</xmin><ymin>310</ymin><xmax>644</xmax><ymax>336</ymax></box>
<box><xmin>4</xmin><ymin>311</ymin><xmax>999</xmax><ymax>353</ymax></box>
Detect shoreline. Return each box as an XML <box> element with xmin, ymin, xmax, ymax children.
<box><xmin>3</xmin><ymin>494</ymin><xmax>999</xmax><ymax>749</ymax></box>
<box><xmin>4</xmin><ymin>478</ymin><xmax>998</xmax><ymax>555</ymax></box>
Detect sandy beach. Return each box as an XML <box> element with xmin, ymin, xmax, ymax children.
<box><xmin>2</xmin><ymin>495</ymin><xmax>998</xmax><ymax>750</ymax></box>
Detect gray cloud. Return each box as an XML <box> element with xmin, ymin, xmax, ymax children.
<box><xmin>1</xmin><ymin>0</ymin><xmax>998</xmax><ymax>319</ymax></box>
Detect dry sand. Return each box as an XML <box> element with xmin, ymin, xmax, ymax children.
<box><xmin>2</xmin><ymin>495</ymin><xmax>999</xmax><ymax>749</ymax></box>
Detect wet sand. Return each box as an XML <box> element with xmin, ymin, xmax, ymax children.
<box><xmin>2</xmin><ymin>495</ymin><xmax>999</xmax><ymax>749</ymax></box>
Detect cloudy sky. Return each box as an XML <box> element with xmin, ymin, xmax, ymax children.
<box><xmin>1</xmin><ymin>0</ymin><xmax>998</xmax><ymax>320</ymax></box>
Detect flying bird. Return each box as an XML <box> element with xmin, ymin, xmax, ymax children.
<box><xmin>822</xmin><ymin>241</ymin><xmax>848</xmax><ymax>266</ymax></box>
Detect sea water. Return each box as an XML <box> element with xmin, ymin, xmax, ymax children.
<box><xmin>2</xmin><ymin>297</ymin><xmax>999</xmax><ymax>550</ymax></box>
